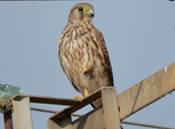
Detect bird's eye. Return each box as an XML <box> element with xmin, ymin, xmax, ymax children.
<box><xmin>78</xmin><ymin>7</ymin><xmax>83</xmax><ymax>12</ymax></box>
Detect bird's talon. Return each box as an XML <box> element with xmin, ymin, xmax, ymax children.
<box><xmin>74</xmin><ymin>96</ymin><xmax>83</xmax><ymax>101</ymax></box>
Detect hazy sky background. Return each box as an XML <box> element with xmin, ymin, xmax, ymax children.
<box><xmin>0</xmin><ymin>1</ymin><xmax>175</xmax><ymax>129</ymax></box>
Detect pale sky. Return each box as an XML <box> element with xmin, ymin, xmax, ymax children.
<box><xmin>0</xmin><ymin>1</ymin><xmax>175</xmax><ymax>129</ymax></box>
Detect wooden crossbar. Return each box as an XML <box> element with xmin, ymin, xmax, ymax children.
<box><xmin>13</xmin><ymin>95</ymin><xmax>80</xmax><ymax>106</ymax></box>
<box><xmin>118</xmin><ymin>63</ymin><xmax>175</xmax><ymax>119</ymax></box>
<box><xmin>50</xmin><ymin>87</ymin><xmax>102</xmax><ymax>120</ymax></box>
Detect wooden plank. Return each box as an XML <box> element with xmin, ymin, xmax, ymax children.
<box><xmin>50</xmin><ymin>89</ymin><xmax>101</xmax><ymax>120</ymax></box>
<box><xmin>0</xmin><ymin>96</ymin><xmax>80</xmax><ymax>113</ymax></box>
<box><xmin>48</xmin><ymin>116</ymin><xmax>72</xmax><ymax>129</ymax></box>
<box><xmin>70</xmin><ymin>63</ymin><xmax>175</xmax><ymax>129</ymax></box>
<box><xmin>118</xmin><ymin>63</ymin><xmax>175</xmax><ymax>119</ymax></box>
<box><xmin>19</xmin><ymin>95</ymin><xmax>80</xmax><ymax>106</ymax></box>
<box><xmin>12</xmin><ymin>96</ymin><xmax>33</xmax><ymax>129</ymax></box>
<box><xmin>3</xmin><ymin>111</ymin><xmax>13</xmax><ymax>129</ymax></box>
<box><xmin>101</xmin><ymin>87</ymin><xmax>121</xmax><ymax>129</ymax></box>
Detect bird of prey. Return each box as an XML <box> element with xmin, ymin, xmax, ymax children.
<box><xmin>58</xmin><ymin>3</ymin><xmax>114</xmax><ymax>108</ymax></box>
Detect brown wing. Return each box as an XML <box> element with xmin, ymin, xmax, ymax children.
<box><xmin>95</xmin><ymin>30</ymin><xmax>114</xmax><ymax>86</ymax></box>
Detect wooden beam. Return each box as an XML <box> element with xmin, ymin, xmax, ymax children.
<box><xmin>101</xmin><ymin>87</ymin><xmax>121</xmax><ymax>129</ymax></box>
<box><xmin>69</xmin><ymin>63</ymin><xmax>175</xmax><ymax>129</ymax></box>
<box><xmin>50</xmin><ymin>87</ymin><xmax>122</xmax><ymax>129</ymax></box>
<box><xmin>118</xmin><ymin>63</ymin><xmax>175</xmax><ymax>119</ymax></box>
<box><xmin>50</xmin><ymin>89</ymin><xmax>101</xmax><ymax>120</ymax></box>
<box><xmin>19</xmin><ymin>95</ymin><xmax>80</xmax><ymax>106</ymax></box>
<box><xmin>12</xmin><ymin>96</ymin><xmax>33</xmax><ymax>129</ymax></box>
<box><xmin>3</xmin><ymin>111</ymin><xmax>13</xmax><ymax>129</ymax></box>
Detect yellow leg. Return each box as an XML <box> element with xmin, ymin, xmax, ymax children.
<box><xmin>74</xmin><ymin>88</ymin><xmax>89</xmax><ymax>101</ymax></box>
<box><xmin>83</xmin><ymin>88</ymin><xmax>89</xmax><ymax>97</ymax></box>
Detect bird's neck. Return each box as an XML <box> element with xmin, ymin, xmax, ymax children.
<box><xmin>68</xmin><ymin>17</ymin><xmax>93</xmax><ymax>27</ymax></box>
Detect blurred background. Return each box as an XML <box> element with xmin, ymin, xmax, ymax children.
<box><xmin>0</xmin><ymin>0</ymin><xmax>175</xmax><ymax>129</ymax></box>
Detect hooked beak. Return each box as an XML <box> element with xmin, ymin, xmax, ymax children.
<box><xmin>90</xmin><ymin>12</ymin><xmax>94</xmax><ymax>17</ymax></box>
<box><xmin>84</xmin><ymin>7</ymin><xmax>94</xmax><ymax>18</ymax></box>
<box><xmin>89</xmin><ymin>9</ymin><xmax>94</xmax><ymax>18</ymax></box>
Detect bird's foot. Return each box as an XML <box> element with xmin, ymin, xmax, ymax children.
<box><xmin>73</xmin><ymin>96</ymin><xmax>83</xmax><ymax>101</ymax></box>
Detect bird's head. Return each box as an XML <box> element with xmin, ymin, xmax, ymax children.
<box><xmin>68</xmin><ymin>3</ymin><xmax>94</xmax><ymax>22</ymax></box>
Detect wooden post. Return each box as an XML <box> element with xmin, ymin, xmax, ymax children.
<box><xmin>101</xmin><ymin>87</ymin><xmax>121</xmax><ymax>129</ymax></box>
<box><xmin>3</xmin><ymin>111</ymin><xmax>13</xmax><ymax>129</ymax></box>
<box><xmin>12</xmin><ymin>96</ymin><xmax>33</xmax><ymax>129</ymax></box>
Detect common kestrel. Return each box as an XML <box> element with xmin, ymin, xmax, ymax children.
<box><xmin>58</xmin><ymin>3</ymin><xmax>114</xmax><ymax>108</ymax></box>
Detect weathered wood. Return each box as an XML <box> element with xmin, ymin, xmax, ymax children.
<box><xmin>50</xmin><ymin>87</ymin><xmax>121</xmax><ymax>129</ymax></box>
<box><xmin>12</xmin><ymin>96</ymin><xmax>33</xmax><ymax>129</ymax></box>
<box><xmin>20</xmin><ymin>95</ymin><xmax>80</xmax><ymax>106</ymax></box>
<box><xmin>31</xmin><ymin>107</ymin><xmax>82</xmax><ymax>117</ymax></box>
<box><xmin>118</xmin><ymin>63</ymin><xmax>175</xmax><ymax>119</ymax></box>
<box><xmin>48</xmin><ymin>116</ymin><xmax>72</xmax><ymax>129</ymax></box>
<box><xmin>101</xmin><ymin>87</ymin><xmax>121</xmax><ymax>129</ymax></box>
<box><xmin>70</xmin><ymin>63</ymin><xmax>175</xmax><ymax>129</ymax></box>
<box><xmin>50</xmin><ymin>89</ymin><xmax>101</xmax><ymax>120</ymax></box>
<box><xmin>3</xmin><ymin>111</ymin><xmax>13</xmax><ymax>129</ymax></box>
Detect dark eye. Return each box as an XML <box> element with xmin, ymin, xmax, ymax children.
<box><xmin>78</xmin><ymin>7</ymin><xmax>83</xmax><ymax>12</ymax></box>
